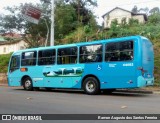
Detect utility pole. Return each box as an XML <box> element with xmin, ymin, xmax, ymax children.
<box><xmin>77</xmin><ymin>0</ymin><xmax>80</xmax><ymax>41</ymax></box>
<box><xmin>50</xmin><ymin>0</ymin><xmax>54</xmax><ymax>46</ymax></box>
<box><xmin>78</xmin><ymin>0</ymin><xmax>80</xmax><ymax>23</ymax></box>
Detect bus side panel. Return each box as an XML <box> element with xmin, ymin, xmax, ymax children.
<box><xmin>101</xmin><ymin>38</ymin><xmax>139</xmax><ymax>89</ymax></box>
<box><xmin>15</xmin><ymin>66</ymin><xmax>45</xmax><ymax>87</ymax></box>
<box><xmin>8</xmin><ymin>69</ymin><xmax>22</xmax><ymax>86</ymax></box>
<box><xmin>42</xmin><ymin>64</ymin><xmax>84</xmax><ymax>88</ymax></box>
<box><xmin>76</xmin><ymin>63</ymin><xmax>104</xmax><ymax>88</ymax></box>
<box><xmin>102</xmin><ymin>62</ymin><xmax>137</xmax><ymax>89</ymax></box>
<box><xmin>29</xmin><ymin>66</ymin><xmax>45</xmax><ymax>87</ymax></box>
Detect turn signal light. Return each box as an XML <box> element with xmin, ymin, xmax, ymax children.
<box><xmin>20</xmin><ymin>68</ymin><xmax>28</xmax><ymax>72</ymax></box>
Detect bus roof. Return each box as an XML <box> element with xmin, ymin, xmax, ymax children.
<box><xmin>12</xmin><ymin>35</ymin><xmax>146</xmax><ymax>55</ymax></box>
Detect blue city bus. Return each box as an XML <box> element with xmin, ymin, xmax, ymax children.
<box><xmin>7</xmin><ymin>36</ymin><xmax>154</xmax><ymax>95</ymax></box>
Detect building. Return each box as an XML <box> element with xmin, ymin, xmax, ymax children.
<box><xmin>102</xmin><ymin>7</ymin><xmax>147</xmax><ymax>29</ymax></box>
<box><xmin>0</xmin><ymin>34</ymin><xmax>27</xmax><ymax>55</ymax></box>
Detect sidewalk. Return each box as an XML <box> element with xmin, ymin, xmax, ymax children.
<box><xmin>0</xmin><ymin>83</ymin><xmax>8</xmax><ymax>87</ymax></box>
<box><xmin>116</xmin><ymin>87</ymin><xmax>160</xmax><ymax>94</ymax></box>
<box><xmin>141</xmin><ymin>86</ymin><xmax>160</xmax><ymax>94</ymax></box>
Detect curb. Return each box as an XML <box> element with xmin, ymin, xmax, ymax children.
<box><xmin>153</xmin><ymin>91</ymin><xmax>160</xmax><ymax>94</ymax></box>
<box><xmin>0</xmin><ymin>84</ymin><xmax>8</xmax><ymax>87</ymax></box>
<box><xmin>116</xmin><ymin>89</ymin><xmax>153</xmax><ymax>94</ymax></box>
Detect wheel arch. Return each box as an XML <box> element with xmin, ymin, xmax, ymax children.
<box><xmin>81</xmin><ymin>74</ymin><xmax>100</xmax><ymax>89</ymax></box>
<box><xmin>21</xmin><ymin>75</ymin><xmax>31</xmax><ymax>86</ymax></box>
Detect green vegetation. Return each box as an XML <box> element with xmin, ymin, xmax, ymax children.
<box><xmin>0</xmin><ymin>53</ymin><xmax>12</xmax><ymax>73</ymax></box>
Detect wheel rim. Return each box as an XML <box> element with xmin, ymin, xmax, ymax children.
<box><xmin>86</xmin><ymin>80</ymin><xmax>95</xmax><ymax>92</ymax></box>
<box><xmin>25</xmin><ymin>80</ymin><xmax>31</xmax><ymax>89</ymax></box>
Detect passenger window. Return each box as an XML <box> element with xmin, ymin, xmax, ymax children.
<box><xmin>80</xmin><ymin>44</ymin><xmax>102</xmax><ymax>63</ymax></box>
<box><xmin>57</xmin><ymin>47</ymin><xmax>77</xmax><ymax>64</ymax></box>
<box><xmin>105</xmin><ymin>41</ymin><xmax>133</xmax><ymax>62</ymax></box>
<box><xmin>38</xmin><ymin>49</ymin><xmax>55</xmax><ymax>65</ymax></box>
<box><xmin>21</xmin><ymin>51</ymin><xmax>37</xmax><ymax>66</ymax></box>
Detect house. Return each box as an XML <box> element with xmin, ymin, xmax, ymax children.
<box><xmin>102</xmin><ymin>7</ymin><xmax>147</xmax><ymax>29</ymax></box>
<box><xmin>1</xmin><ymin>33</ymin><xmax>22</xmax><ymax>38</ymax></box>
<box><xmin>0</xmin><ymin>34</ymin><xmax>27</xmax><ymax>55</ymax></box>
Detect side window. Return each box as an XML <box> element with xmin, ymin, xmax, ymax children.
<box><xmin>38</xmin><ymin>49</ymin><xmax>55</xmax><ymax>65</ymax></box>
<box><xmin>21</xmin><ymin>51</ymin><xmax>37</xmax><ymax>66</ymax></box>
<box><xmin>80</xmin><ymin>44</ymin><xmax>102</xmax><ymax>63</ymax></box>
<box><xmin>105</xmin><ymin>41</ymin><xmax>133</xmax><ymax>62</ymax></box>
<box><xmin>57</xmin><ymin>47</ymin><xmax>77</xmax><ymax>64</ymax></box>
<box><xmin>10</xmin><ymin>55</ymin><xmax>20</xmax><ymax>72</ymax></box>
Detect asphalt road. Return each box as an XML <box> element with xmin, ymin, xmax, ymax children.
<box><xmin>0</xmin><ymin>86</ymin><xmax>160</xmax><ymax>123</ymax></box>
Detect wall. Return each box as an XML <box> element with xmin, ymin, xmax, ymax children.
<box><xmin>0</xmin><ymin>40</ymin><xmax>27</xmax><ymax>54</ymax></box>
<box><xmin>0</xmin><ymin>73</ymin><xmax>7</xmax><ymax>84</ymax></box>
<box><xmin>104</xmin><ymin>8</ymin><xmax>131</xmax><ymax>28</ymax></box>
<box><xmin>103</xmin><ymin>8</ymin><xmax>146</xmax><ymax>28</ymax></box>
<box><xmin>132</xmin><ymin>15</ymin><xmax>145</xmax><ymax>23</ymax></box>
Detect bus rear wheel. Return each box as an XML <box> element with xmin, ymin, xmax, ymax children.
<box><xmin>83</xmin><ymin>77</ymin><xmax>100</xmax><ymax>95</ymax></box>
<box><xmin>23</xmin><ymin>77</ymin><xmax>33</xmax><ymax>91</ymax></box>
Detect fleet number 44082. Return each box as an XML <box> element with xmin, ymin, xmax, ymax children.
<box><xmin>123</xmin><ymin>63</ymin><xmax>134</xmax><ymax>67</ymax></box>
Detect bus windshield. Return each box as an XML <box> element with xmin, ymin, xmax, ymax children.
<box><xmin>9</xmin><ymin>55</ymin><xmax>20</xmax><ymax>73</ymax></box>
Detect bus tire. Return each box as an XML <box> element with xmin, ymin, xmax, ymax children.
<box><xmin>23</xmin><ymin>77</ymin><xmax>33</xmax><ymax>91</ymax></box>
<box><xmin>83</xmin><ymin>77</ymin><xmax>100</xmax><ymax>95</ymax></box>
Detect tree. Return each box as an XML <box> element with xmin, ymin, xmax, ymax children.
<box><xmin>65</xmin><ymin>0</ymin><xmax>97</xmax><ymax>25</ymax></box>
<box><xmin>148</xmin><ymin>13</ymin><xmax>160</xmax><ymax>25</ymax></box>
<box><xmin>128</xmin><ymin>18</ymin><xmax>139</xmax><ymax>26</ymax></box>
<box><xmin>0</xmin><ymin>0</ymin><xmax>98</xmax><ymax>47</ymax></box>
<box><xmin>131</xmin><ymin>5</ymin><xmax>138</xmax><ymax>14</ymax></box>
<box><xmin>54</xmin><ymin>3</ymin><xmax>77</xmax><ymax>39</ymax></box>
<box><xmin>0</xmin><ymin>6</ymin><xmax>25</xmax><ymax>34</ymax></box>
<box><xmin>139</xmin><ymin>7</ymin><xmax>149</xmax><ymax>15</ymax></box>
<box><xmin>149</xmin><ymin>7</ymin><xmax>160</xmax><ymax>15</ymax></box>
<box><xmin>121</xmin><ymin>17</ymin><xmax>127</xmax><ymax>26</ymax></box>
<box><xmin>0</xmin><ymin>2</ymin><xmax>51</xmax><ymax>47</ymax></box>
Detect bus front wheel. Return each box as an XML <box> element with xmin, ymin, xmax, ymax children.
<box><xmin>23</xmin><ymin>77</ymin><xmax>33</xmax><ymax>91</ymax></box>
<box><xmin>83</xmin><ymin>77</ymin><xmax>100</xmax><ymax>95</ymax></box>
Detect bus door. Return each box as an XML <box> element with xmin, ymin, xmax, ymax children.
<box><xmin>104</xmin><ymin>41</ymin><xmax>136</xmax><ymax>88</ymax></box>
<box><xmin>8</xmin><ymin>55</ymin><xmax>21</xmax><ymax>86</ymax></box>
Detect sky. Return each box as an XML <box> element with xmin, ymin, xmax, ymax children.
<box><xmin>0</xmin><ymin>0</ymin><xmax>160</xmax><ymax>25</ymax></box>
